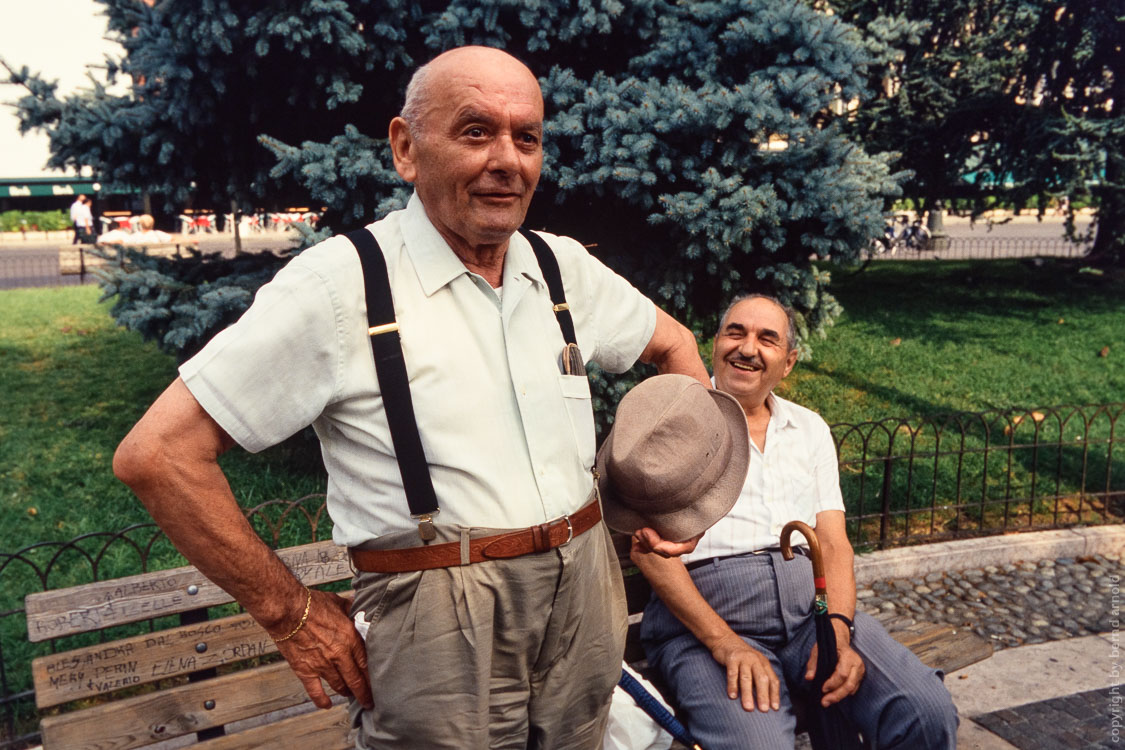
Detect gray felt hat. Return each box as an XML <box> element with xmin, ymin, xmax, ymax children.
<box><xmin>596</xmin><ymin>374</ymin><xmax>749</xmax><ymax>541</ymax></box>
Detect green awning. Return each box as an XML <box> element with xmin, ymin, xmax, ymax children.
<box><xmin>0</xmin><ymin>182</ymin><xmax>96</xmax><ymax>198</ymax></box>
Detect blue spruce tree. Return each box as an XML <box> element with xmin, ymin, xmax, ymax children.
<box><xmin>6</xmin><ymin>0</ymin><xmax>904</xmax><ymax>365</ymax></box>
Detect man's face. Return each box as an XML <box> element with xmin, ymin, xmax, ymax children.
<box><xmin>712</xmin><ymin>298</ymin><xmax>799</xmax><ymax>409</ymax></box>
<box><xmin>391</xmin><ymin>51</ymin><xmax>543</xmax><ymax>252</ymax></box>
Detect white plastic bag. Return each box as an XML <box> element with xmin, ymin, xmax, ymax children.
<box><xmin>602</xmin><ymin>663</ymin><xmax>674</xmax><ymax>750</ymax></box>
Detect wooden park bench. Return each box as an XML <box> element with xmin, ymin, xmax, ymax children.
<box><xmin>25</xmin><ymin>540</ymin><xmax>355</xmax><ymax>750</ymax></box>
<box><xmin>23</xmin><ymin>536</ymin><xmax>992</xmax><ymax>750</ymax></box>
<box><xmin>58</xmin><ymin>238</ymin><xmax>199</xmax><ymax>277</ymax></box>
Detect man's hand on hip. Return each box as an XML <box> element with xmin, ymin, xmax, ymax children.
<box><xmin>709</xmin><ymin>633</ymin><xmax>780</xmax><ymax>713</ymax></box>
<box><xmin>272</xmin><ymin>590</ymin><xmax>373</xmax><ymax>710</ymax></box>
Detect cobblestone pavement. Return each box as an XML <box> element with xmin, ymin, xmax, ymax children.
<box><xmin>857</xmin><ymin>553</ymin><xmax>1124</xmax><ymax>651</ymax></box>
<box><xmin>975</xmin><ymin>686</ymin><xmax>1120</xmax><ymax>750</ymax></box>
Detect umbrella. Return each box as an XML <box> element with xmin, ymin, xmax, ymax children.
<box><xmin>617</xmin><ymin>668</ymin><xmax>705</xmax><ymax>750</ymax></box>
<box><xmin>780</xmin><ymin>520</ymin><xmax>860</xmax><ymax>750</ymax></box>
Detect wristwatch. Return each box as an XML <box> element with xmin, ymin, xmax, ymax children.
<box><xmin>828</xmin><ymin>613</ymin><xmax>855</xmax><ymax>640</ymax></box>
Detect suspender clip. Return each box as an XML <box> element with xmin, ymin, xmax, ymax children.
<box><xmin>368</xmin><ymin>322</ymin><xmax>400</xmax><ymax>336</ymax></box>
<box><xmin>415</xmin><ymin>513</ymin><xmax>438</xmax><ymax>542</ymax></box>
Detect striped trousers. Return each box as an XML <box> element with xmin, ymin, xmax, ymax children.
<box><xmin>640</xmin><ymin>550</ymin><xmax>958</xmax><ymax>749</ymax></box>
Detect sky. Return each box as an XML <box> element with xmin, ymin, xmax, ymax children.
<box><xmin>0</xmin><ymin>0</ymin><xmax>122</xmax><ymax>178</ymax></box>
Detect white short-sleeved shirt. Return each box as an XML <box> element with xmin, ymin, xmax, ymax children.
<box><xmin>682</xmin><ymin>392</ymin><xmax>845</xmax><ymax>563</ymax></box>
<box><xmin>180</xmin><ymin>194</ymin><xmax>656</xmax><ymax>546</ymax></box>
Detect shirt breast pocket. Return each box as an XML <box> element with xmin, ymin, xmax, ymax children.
<box><xmin>558</xmin><ymin>374</ymin><xmax>596</xmax><ymax>469</ymax></box>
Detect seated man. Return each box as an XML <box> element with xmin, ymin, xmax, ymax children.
<box><xmin>633</xmin><ymin>294</ymin><xmax>958</xmax><ymax>749</ymax></box>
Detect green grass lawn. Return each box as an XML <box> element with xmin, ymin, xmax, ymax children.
<box><xmin>775</xmin><ymin>259</ymin><xmax>1124</xmax><ymax>547</ymax></box>
<box><xmin>777</xmin><ymin>259</ymin><xmax>1124</xmax><ymax>422</ymax></box>
<box><xmin>0</xmin><ymin>285</ymin><xmax>326</xmax><ymax>558</ymax></box>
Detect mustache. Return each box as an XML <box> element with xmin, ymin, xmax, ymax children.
<box><xmin>729</xmin><ymin>354</ymin><xmax>765</xmax><ymax>369</ymax></box>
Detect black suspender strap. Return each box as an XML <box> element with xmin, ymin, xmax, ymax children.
<box><xmin>519</xmin><ymin>228</ymin><xmax>586</xmax><ymax>376</ymax></box>
<box><xmin>344</xmin><ymin>228</ymin><xmax>440</xmax><ymax>541</ymax></box>
<box><xmin>519</xmin><ymin>228</ymin><xmax>576</xmax><ymax>345</ymax></box>
<box><xmin>342</xmin><ymin>226</ymin><xmax>582</xmax><ymax>542</ymax></box>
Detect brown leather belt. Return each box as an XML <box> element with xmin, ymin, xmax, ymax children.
<box><xmin>349</xmin><ymin>498</ymin><xmax>602</xmax><ymax>574</ymax></box>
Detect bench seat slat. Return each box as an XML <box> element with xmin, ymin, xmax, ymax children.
<box><xmin>909</xmin><ymin>627</ymin><xmax>994</xmax><ymax>673</ymax></box>
<box><xmin>26</xmin><ymin>541</ymin><xmax>348</xmax><ymax>642</ymax></box>
<box><xmin>197</xmin><ymin>703</ymin><xmax>350</xmax><ymax>750</ymax></box>
<box><xmin>39</xmin><ymin>660</ymin><xmax>324</xmax><ymax>750</ymax></box>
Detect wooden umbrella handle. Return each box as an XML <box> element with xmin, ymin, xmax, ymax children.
<box><xmin>779</xmin><ymin>520</ymin><xmax>826</xmax><ymax>590</ymax></box>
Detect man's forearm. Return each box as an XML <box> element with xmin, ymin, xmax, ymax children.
<box><xmin>114</xmin><ymin>379</ymin><xmax>307</xmax><ymax>634</ymax></box>
<box><xmin>633</xmin><ymin>547</ymin><xmax>738</xmax><ymax>651</ymax></box>
<box><xmin>640</xmin><ymin>306</ymin><xmax>710</xmax><ymax>385</ymax></box>
<box><xmin>815</xmin><ymin>511</ymin><xmax>857</xmax><ymax>644</ymax></box>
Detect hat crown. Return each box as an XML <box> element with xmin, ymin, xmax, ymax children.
<box><xmin>606</xmin><ymin>377</ymin><xmax>733</xmax><ymax>515</ymax></box>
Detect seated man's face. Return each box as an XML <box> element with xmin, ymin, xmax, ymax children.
<box><xmin>712</xmin><ymin>298</ymin><xmax>798</xmax><ymax>406</ymax></box>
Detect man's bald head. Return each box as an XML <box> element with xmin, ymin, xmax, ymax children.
<box><xmin>400</xmin><ymin>46</ymin><xmax>541</xmax><ymax>138</ymax></box>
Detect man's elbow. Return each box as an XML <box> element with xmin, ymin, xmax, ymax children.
<box><xmin>642</xmin><ymin>313</ymin><xmax>699</xmax><ymax>368</ymax></box>
<box><xmin>113</xmin><ymin>424</ymin><xmax>169</xmax><ymax>497</ymax></box>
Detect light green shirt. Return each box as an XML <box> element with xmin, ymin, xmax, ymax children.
<box><xmin>182</xmin><ymin>194</ymin><xmax>656</xmax><ymax>545</ymax></box>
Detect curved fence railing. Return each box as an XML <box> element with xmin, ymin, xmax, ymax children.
<box><xmin>833</xmin><ymin>403</ymin><xmax>1124</xmax><ymax>552</ymax></box>
<box><xmin>2</xmin><ymin>404</ymin><xmax>1123</xmax><ymax>746</ymax></box>
<box><xmin>867</xmin><ymin>235</ymin><xmax>1089</xmax><ymax>261</ymax></box>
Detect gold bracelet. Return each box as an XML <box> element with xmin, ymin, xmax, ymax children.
<box><xmin>274</xmin><ymin>586</ymin><xmax>312</xmax><ymax>643</ymax></box>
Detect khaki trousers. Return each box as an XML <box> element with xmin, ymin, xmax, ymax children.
<box><xmin>348</xmin><ymin>520</ymin><xmax>626</xmax><ymax>750</ymax></box>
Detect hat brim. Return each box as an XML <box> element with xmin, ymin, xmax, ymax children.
<box><xmin>598</xmin><ymin>388</ymin><xmax>749</xmax><ymax>542</ymax></box>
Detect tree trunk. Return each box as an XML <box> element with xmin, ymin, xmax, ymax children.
<box><xmin>231</xmin><ymin>198</ymin><xmax>243</xmax><ymax>256</ymax></box>
<box><xmin>1086</xmin><ymin>146</ymin><xmax>1123</xmax><ymax>268</ymax></box>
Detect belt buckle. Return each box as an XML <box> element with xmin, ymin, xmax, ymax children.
<box><xmin>559</xmin><ymin>514</ymin><xmax>574</xmax><ymax>547</ymax></box>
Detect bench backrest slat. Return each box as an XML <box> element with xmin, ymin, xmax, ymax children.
<box><xmin>39</xmin><ymin>659</ymin><xmax>317</xmax><ymax>750</ymax></box>
<box><xmin>26</xmin><ymin>541</ymin><xmax>348</xmax><ymax>642</ymax></box>
<box><xmin>34</xmin><ymin>610</ymin><xmax>266</xmax><ymax>708</ymax></box>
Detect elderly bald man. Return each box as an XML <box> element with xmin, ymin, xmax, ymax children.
<box><xmin>114</xmin><ymin>46</ymin><xmax>709</xmax><ymax>749</ymax></box>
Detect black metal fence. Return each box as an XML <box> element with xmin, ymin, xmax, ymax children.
<box><xmin>834</xmin><ymin>403</ymin><xmax>1124</xmax><ymax>552</ymax></box>
<box><xmin>2</xmin><ymin>404</ymin><xmax>1123</xmax><ymax>745</ymax></box>
<box><xmin>869</xmin><ymin>235</ymin><xmax>1089</xmax><ymax>261</ymax></box>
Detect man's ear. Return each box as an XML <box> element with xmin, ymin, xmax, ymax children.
<box><xmin>782</xmin><ymin>347</ymin><xmax>799</xmax><ymax>378</ymax></box>
<box><xmin>388</xmin><ymin>117</ymin><xmax>418</xmax><ymax>183</ymax></box>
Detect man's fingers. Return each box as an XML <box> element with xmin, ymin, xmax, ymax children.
<box><xmin>633</xmin><ymin>528</ymin><xmax>704</xmax><ymax>558</ymax></box>
<box><xmin>821</xmin><ymin>656</ymin><xmax>865</xmax><ymax>707</ymax></box>
<box><xmin>769</xmin><ymin>667</ymin><xmax>781</xmax><ymax>711</ymax></box>
<box><xmin>727</xmin><ymin>661</ymin><xmax>741</xmax><ymax>702</ymax></box>
<box><xmin>299</xmin><ymin>673</ymin><xmax>333</xmax><ymax>710</ymax></box>
<box><xmin>345</xmin><ymin>635</ymin><xmax>374</xmax><ymax>709</ymax></box>
<box><xmin>738</xmin><ymin>665</ymin><xmax>757</xmax><ymax>711</ymax></box>
<box><xmin>753</xmin><ymin>667</ymin><xmax>777</xmax><ymax>712</ymax></box>
<box><xmin>804</xmin><ymin>643</ymin><xmax>818</xmax><ymax>681</ymax></box>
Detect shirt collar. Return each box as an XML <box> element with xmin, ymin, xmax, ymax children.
<box><xmin>402</xmin><ymin>192</ymin><xmax>545</xmax><ymax>296</ymax></box>
<box><xmin>706</xmin><ymin>378</ymin><xmax>796</xmax><ymax>430</ymax></box>
<box><xmin>503</xmin><ymin>231</ymin><xmax>547</xmax><ymax>289</ymax></box>
<box><xmin>765</xmin><ymin>392</ymin><xmax>797</xmax><ymax>430</ymax></box>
